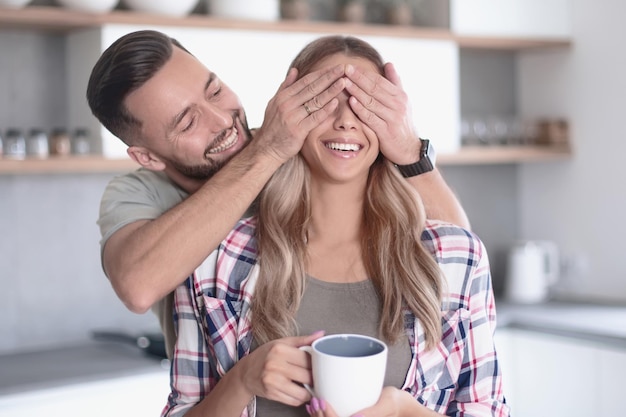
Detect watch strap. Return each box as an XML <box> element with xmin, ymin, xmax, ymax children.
<box><xmin>396</xmin><ymin>139</ymin><xmax>434</xmax><ymax>178</ymax></box>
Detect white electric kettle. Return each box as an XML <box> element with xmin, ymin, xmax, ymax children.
<box><xmin>505</xmin><ymin>240</ymin><xmax>560</xmax><ymax>303</ymax></box>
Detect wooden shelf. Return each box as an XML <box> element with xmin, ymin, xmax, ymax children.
<box><xmin>0</xmin><ymin>145</ymin><xmax>572</xmax><ymax>174</ymax></box>
<box><xmin>438</xmin><ymin>144</ymin><xmax>573</xmax><ymax>165</ymax></box>
<box><xmin>0</xmin><ymin>6</ymin><xmax>573</xmax><ymax>175</ymax></box>
<box><xmin>0</xmin><ymin>156</ymin><xmax>138</xmax><ymax>174</ymax></box>
<box><xmin>0</xmin><ymin>6</ymin><xmax>571</xmax><ymax>50</ymax></box>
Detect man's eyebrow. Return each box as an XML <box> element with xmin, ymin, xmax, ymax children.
<box><xmin>205</xmin><ymin>72</ymin><xmax>217</xmax><ymax>92</ymax></box>
<box><xmin>167</xmin><ymin>73</ymin><xmax>217</xmax><ymax>133</ymax></box>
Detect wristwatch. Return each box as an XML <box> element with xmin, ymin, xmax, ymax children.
<box><xmin>396</xmin><ymin>139</ymin><xmax>436</xmax><ymax>178</ymax></box>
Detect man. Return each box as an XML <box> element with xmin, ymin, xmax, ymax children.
<box><xmin>87</xmin><ymin>30</ymin><xmax>469</xmax><ymax>357</ymax></box>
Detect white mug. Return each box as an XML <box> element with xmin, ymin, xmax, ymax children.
<box><xmin>300</xmin><ymin>334</ymin><xmax>388</xmax><ymax>417</ymax></box>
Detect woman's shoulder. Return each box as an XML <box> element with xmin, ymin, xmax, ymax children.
<box><xmin>422</xmin><ymin>219</ymin><xmax>483</xmax><ymax>245</ymax></box>
<box><xmin>421</xmin><ymin>219</ymin><xmax>488</xmax><ymax>266</ymax></box>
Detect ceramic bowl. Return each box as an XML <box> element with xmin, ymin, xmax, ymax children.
<box><xmin>0</xmin><ymin>0</ymin><xmax>32</xmax><ymax>8</ymax></box>
<box><xmin>207</xmin><ymin>0</ymin><xmax>279</xmax><ymax>21</ymax></box>
<box><xmin>122</xmin><ymin>0</ymin><xmax>198</xmax><ymax>17</ymax></box>
<box><xmin>56</xmin><ymin>0</ymin><xmax>119</xmax><ymax>13</ymax></box>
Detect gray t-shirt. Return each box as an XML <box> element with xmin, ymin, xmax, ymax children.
<box><xmin>255</xmin><ymin>276</ymin><xmax>412</xmax><ymax>416</ymax></box>
<box><xmin>98</xmin><ymin>168</ymin><xmax>189</xmax><ymax>358</ymax></box>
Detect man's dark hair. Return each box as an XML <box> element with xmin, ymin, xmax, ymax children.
<box><xmin>86</xmin><ymin>30</ymin><xmax>189</xmax><ymax>145</ymax></box>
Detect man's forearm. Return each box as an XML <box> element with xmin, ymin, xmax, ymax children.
<box><xmin>407</xmin><ymin>168</ymin><xmax>470</xmax><ymax>230</ymax></box>
<box><xmin>103</xmin><ymin>145</ymin><xmax>282</xmax><ymax>313</ymax></box>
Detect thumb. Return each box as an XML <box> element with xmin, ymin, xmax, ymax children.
<box><xmin>290</xmin><ymin>330</ymin><xmax>325</xmax><ymax>348</ymax></box>
<box><xmin>279</xmin><ymin>67</ymin><xmax>299</xmax><ymax>90</ymax></box>
<box><xmin>384</xmin><ymin>62</ymin><xmax>403</xmax><ymax>87</ymax></box>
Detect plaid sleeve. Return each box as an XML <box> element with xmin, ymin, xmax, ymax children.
<box><xmin>446</xmin><ymin>234</ymin><xmax>510</xmax><ymax>417</ymax></box>
<box><xmin>160</xmin><ymin>220</ymin><xmax>257</xmax><ymax>417</ymax></box>
<box><xmin>412</xmin><ymin>223</ymin><xmax>510</xmax><ymax>417</ymax></box>
<box><xmin>161</xmin><ymin>277</ymin><xmax>215</xmax><ymax>417</ymax></box>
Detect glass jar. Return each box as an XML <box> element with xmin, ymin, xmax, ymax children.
<box><xmin>72</xmin><ymin>128</ymin><xmax>91</xmax><ymax>156</ymax></box>
<box><xmin>49</xmin><ymin>128</ymin><xmax>71</xmax><ymax>156</ymax></box>
<box><xmin>26</xmin><ymin>128</ymin><xmax>50</xmax><ymax>159</ymax></box>
<box><xmin>3</xmin><ymin>128</ymin><xmax>26</xmax><ymax>160</ymax></box>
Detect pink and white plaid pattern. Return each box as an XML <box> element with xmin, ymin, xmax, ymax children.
<box><xmin>162</xmin><ymin>218</ymin><xmax>510</xmax><ymax>417</ymax></box>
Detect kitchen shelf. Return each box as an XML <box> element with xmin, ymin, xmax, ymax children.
<box><xmin>0</xmin><ymin>156</ymin><xmax>138</xmax><ymax>174</ymax></box>
<box><xmin>0</xmin><ymin>145</ymin><xmax>572</xmax><ymax>174</ymax></box>
<box><xmin>0</xmin><ymin>6</ymin><xmax>573</xmax><ymax>174</ymax></box>
<box><xmin>438</xmin><ymin>144</ymin><xmax>573</xmax><ymax>165</ymax></box>
<box><xmin>0</xmin><ymin>6</ymin><xmax>571</xmax><ymax>50</ymax></box>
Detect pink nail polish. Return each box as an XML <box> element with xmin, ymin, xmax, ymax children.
<box><xmin>311</xmin><ymin>397</ymin><xmax>320</xmax><ymax>413</ymax></box>
<box><xmin>319</xmin><ymin>398</ymin><xmax>326</xmax><ymax>411</ymax></box>
<box><xmin>305</xmin><ymin>404</ymin><xmax>312</xmax><ymax>415</ymax></box>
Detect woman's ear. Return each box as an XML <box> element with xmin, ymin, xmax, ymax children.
<box><xmin>127</xmin><ymin>146</ymin><xmax>166</xmax><ymax>171</ymax></box>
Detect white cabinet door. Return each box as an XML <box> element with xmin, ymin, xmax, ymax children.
<box><xmin>450</xmin><ymin>0</ymin><xmax>572</xmax><ymax>39</ymax></box>
<box><xmin>493</xmin><ymin>328</ymin><xmax>517</xmax><ymax>409</ymax></box>
<box><xmin>598</xmin><ymin>346</ymin><xmax>626</xmax><ymax>416</ymax></box>
<box><xmin>503</xmin><ymin>329</ymin><xmax>598</xmax><ymax>417</ymax></box>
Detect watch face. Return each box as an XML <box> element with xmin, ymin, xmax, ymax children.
<box><xmin>426</xmin><ymin>140</ymin><xmax>437</xmax><ymax>166</ymax></box>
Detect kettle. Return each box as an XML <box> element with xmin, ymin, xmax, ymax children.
<box><xmin>504</xmin><ymin>240</ymin><xmax>560</xmax><ymax>303</ymax></box>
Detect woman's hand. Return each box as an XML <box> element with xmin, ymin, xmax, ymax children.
<box><xmin>344</xmin><ymin>62</ymin><xmax>422</xmax><ymax>166</ymax></box>
<box><xmin>237</xmin><ymin>331</ymin><xmax>324</xmax><ymax>407</ymax></box>
<box><xmin>305</xmin><ymin>387</ymin><xmax>443</xmax><ymax>417</ymax></box>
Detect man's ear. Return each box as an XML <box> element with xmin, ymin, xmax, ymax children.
<box><xmin>127</xmin><ymin>146</ymin><xmax>166</xmax><ymax>171</ymax></box>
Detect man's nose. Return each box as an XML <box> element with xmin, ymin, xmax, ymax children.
<box><xmin>203</xmin><ymin>103</ymin><xmax>232</xmax><ymax>131</ymax></box>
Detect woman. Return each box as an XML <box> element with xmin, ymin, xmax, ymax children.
<box><xmin>163</xmin><ymin>36</ymin><xmax>509</xmax><ymax>417</ymax></box>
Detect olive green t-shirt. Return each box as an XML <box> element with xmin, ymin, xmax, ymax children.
<box><xmin>255</xmin><ymin>276</ymin><xmax>412</xmax><ymax>416</ymax></box>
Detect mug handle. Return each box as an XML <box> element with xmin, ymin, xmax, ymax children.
<box><xmin>299</xmin><ymin>345</ymin><xmax>316</xmax><ymax>397</ymax></box>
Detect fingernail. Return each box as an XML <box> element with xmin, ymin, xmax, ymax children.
<box><xmin>311</xmin><ymin>397</ymin><xmax>320</xmax><ymax>413</ymax></box>
<box><xmin>305</xmin><ymin>404</ymin><xmax>312</xmax><ymax>415</ymax></box>
<box><xmin>319</xmin><ymin>398</ymin><xmax>326</xmax><ymax>411</ymax></box>
<box><xmin>346</xmin><ymin>64</ymin><xmax>354</xmax><ymax>74</ymax></box>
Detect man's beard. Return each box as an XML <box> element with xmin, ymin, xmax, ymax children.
<box><xmin>163</xmin><ymin>113</ymin><xmax>253</xmax><ymax>181</ymax></box>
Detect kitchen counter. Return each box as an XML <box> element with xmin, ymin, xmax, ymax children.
<box><xmin>0</xmin><ymin>339</ymin><xmax>166</xmax><ymax>396</ymax></box>
<box><xmin>1</xmin><ymin>300</ymin><xmax>625</xmax><ymax>407</ymax></box>
<box><xmin>496</xmin><ymin>300</ymin><xmax>626</xmax><ymax>349</ymax></box>
<box><xmin>0</xmin><ymin>340</ymin><xmax>170</xmax><ymax>417</ymax></box>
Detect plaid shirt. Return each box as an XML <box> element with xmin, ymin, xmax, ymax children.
<box><xmin>162</xmin><ymin>218</ymin><xmax>510</xmax><ymax>417</ymax></box>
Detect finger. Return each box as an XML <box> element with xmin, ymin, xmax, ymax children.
<box><xmin>261</xmin><ymin>372</ymin><xmax>312</xmax><ymax>407</ymax></box>
<box><xmin>290</xmin><ymin>64</ymin><xmax>345</xmax><ymax>102</ymax></box>
<box><xmin>301</xmin><ymin>77</ymin><xmax>345</xmax><ymax>119</ymax></box>
<box><xmin>346</xmin><ymin>63</ymin><xmax>397</xmax><ymax>103</ymax></box>
<box><xmin>272</xmin><ymin>67</ymin><xmax>300</xmax><ymax>98</ymax></box>
<box><xmin>348</xmin><ymin>95</ymin><xmax>386</xmax><ymax>133</ymax></box>
<box><xmin>283</xmin><ymin>330</ymin><xmax>326</xmax><ymax>348</ymax></box>
<box><xmin>345</xmin><ymin>68</ymin><xmax>399</xmax><ymax>121</ymax></box>
<box><xmin>301</xmin><ymin>97</ymin><xmax>339</xmax><ymax>128</ymax></box>
<box><xmin>384</xmin><ymin>61</ymin><xmax>404</xmax><ymax>88</ymax></box>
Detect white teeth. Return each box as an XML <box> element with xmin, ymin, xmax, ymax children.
<box><xmin>325</xmin><ymin>142</ymin><xmax>360</xmax><ymax>152</ymax></box>
<box><xmin>208</xmin><ymin>128</ymin><xmax>238</xmax><ymax>154</ymax></box>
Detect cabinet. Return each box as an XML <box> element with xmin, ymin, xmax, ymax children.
<box><xmin>0</xmin><ymin>5</ymin><xmax>572</xmax><ymax>174</ymax></box>
<box><xmin>496</xmin><ymin>328</ymin><xmax>626</xmax><ymax>417</ymax></box>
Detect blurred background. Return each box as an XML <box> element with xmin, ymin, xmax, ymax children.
<box><xmin>1</xmin><ymin>0</ymin><xmax>624</xmax><ymax>416</ymax></box>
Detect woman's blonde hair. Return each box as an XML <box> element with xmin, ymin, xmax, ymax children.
<box><xmin>251</xmin><ymin>36</ymin><xmax>444</xmax><ymax>350</ymax></box>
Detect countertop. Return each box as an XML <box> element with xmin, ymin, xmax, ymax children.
<box><xmin>496</xmin><ymin>300</ymin><xmax>626</xmax><ymax>348</ymax></box>
<box><xmin>0</xmin><ymin>339</ymin><xmax>167</xmax><ymax>396</ymax></box>
<box><xmin>1</xmin><ymin>300</ymin><xmax>625</xmax><ymax>399</ymax></box>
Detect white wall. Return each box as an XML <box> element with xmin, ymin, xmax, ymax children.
<box><xmin>518</xmin><ymin>0</ymin><xmax>626</xmax><ymax>301</ymax></box>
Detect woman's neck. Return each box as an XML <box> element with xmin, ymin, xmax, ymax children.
<box><xmin>305</xmin><ymin>181</ymin><xmax>367</xmax><ymax>283</ymax></box>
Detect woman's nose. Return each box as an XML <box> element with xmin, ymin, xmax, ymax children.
<box><xmin>333</xmin><ymin>100</ymin><xmax>359</xmax><ymax>131</ymax></box>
